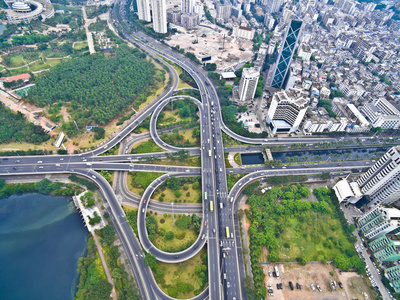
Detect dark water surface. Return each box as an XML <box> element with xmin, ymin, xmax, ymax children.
<box><xmin>0</xmin><ymin>193</ymin><xmax>87</xmax><ymax>300</ymax></box>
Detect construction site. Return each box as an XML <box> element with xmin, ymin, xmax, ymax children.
<box><xmin>166</xmin><ymin>23</ymin><xmax>254</xmax><ymax>71</ymax></box>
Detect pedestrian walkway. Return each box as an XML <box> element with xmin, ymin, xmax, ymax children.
<box><xmin>82</xmin><ymin>7</ymin><xmax>96</xmax><ymax>54</ymax></box>
<box><xmin>228</xmin><ymin>152</ymin><xmax>240</xmax><ymax>168</ymax></box>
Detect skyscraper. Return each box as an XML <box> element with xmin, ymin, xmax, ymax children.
<box><xmin>152</xmin><ymin>0</ymin><xmax>167</xmax><ymax>33</ymax></box>
<box><xmin>182</xmin><ymin>0</ymin><xmax>194</xmax><ymax>14</ymax></box>
<box><xmin>357</xmin><ymin>146</ymin><xmax>400</xmax><ymax>208</ymax></box>
<box><xmin>270</xmin><ymin>20</ymin><xmax>303</xmax><ymax>89</ymax></box>
<box><xmin>265</xmin><ymin>0</ymin><xmax>283</xmax><ymax>14</ymax></box>
<box><xmin>238</xmin><ymin>68</ymin><xmax>260</xmax><ymax>103</ymax></box>
<box><xmin>137</xmin><ymin>0</ymin><xmax>151</xmax><ymax>22</ymax></box>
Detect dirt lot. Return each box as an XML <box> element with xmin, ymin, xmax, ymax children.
<box><xmin>166</xmin><ymin>24</ymin><xmax>253</xmax><ymax>71</ymax></box>
<box><xmin>263</xmin><ymin>263</ymin><xmax>373</xmax><ymax>300</ymax></box>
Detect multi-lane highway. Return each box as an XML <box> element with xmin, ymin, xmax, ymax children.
<box><xmin>0</xmin><ymin>1</ymin><xmax>389</xmax><ymax>299</ymax></box>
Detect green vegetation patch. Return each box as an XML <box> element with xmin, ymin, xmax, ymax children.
<box><xmin>244</xmin><ymin>185</ymin><xmax>364</xmax><ymax>299</ymax></box>
<box><xmin>130</xmin><ymin>139</ymin><xmax>163</xmax><ymax>154</ymax></box>
<box><xmin>129</xmin><ymin>171</ymin><xmax>163</xmax><ymax>195</ymax></box>
<box><xmin>26</xmin><ymin>45</ymin><xmax>163</xmax><ymax>136</ymax></box>
<box><xmin>75</xmin><ymin>237</ymin><xmax>111</xmax><ymax>300</ymax></box>
<box><xmin>0</xmin><ymin>103</ymin><xmax>49</xmax><ymax>144</ymax></box>
<box><xmin>226</xmin><ymin>173</ymin><xmax>246</xmax><ymax>191</ymax></box>
<box><xmin>153</xmin><ymin>176</ymin><xmax>202</xmax><ymax>203</ymax></box>
<box><xmin>0</xmin><ymin>178</ymin><xmax>82</xmax><ymax>199</ymax></box>
<box><xmin>144</xmin><ymin>249</ymin><xmax>208</xmax><ymax>298</ymax></box>
<box><xmin>148</xmin><ymin>213</ymin><xmax>201</xmax><ymax>253</ymax></box>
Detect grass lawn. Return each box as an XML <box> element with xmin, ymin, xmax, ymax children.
<box><xmin>162</xmin><ymin>128</ymin><xmax>200</xmax><ymax>147</ymax></box>
<box><xmin>170</xmin><ymin>62</ymin><xmax>192</xmax><ymax>89</ymax></box>
<box><xmin>127</xmin><ymin>171</ymin><xmax>163</xmax><ymax>195</ymax></box>
<box><xmin>131</xmin><ymin>139</ymin><xmax>163</xmax><ymax>154</ymax></box>
<box><xmin>153</xmin><ymin>181</ymin><xmax>202</xmax><ymax>203</ymax></box>
<box><xmin>222</xmin><ymin>132</ymin><xmax>251</xmax><ymax>147</ymax></box>
<box><xmin>8</xmin><ymin>67</ymin><xmax>29</xmax><ymax>76</ymax></box>
<box><xmin>224</xmin><ymin>153</ymin><xmax>232</xmax><ymax>168</ymax></box>
<box><xmin>158</xmin><ymin>109</ymin><xmax>189</xmax><ymax>126</ymax></box>
<box><xmin>9</xmin><ymin>54</ymin><xmax>26</xmax><ymax>67</ymax></box>
<box><xmin>74</xmin><ymin>41</ymin><xmax>89</xmax><ymax>50</ymax></box>
<box><xmin>157</xmin><ymin>248</ymin><xmax>207</xmax><ymax>299</ymax></box>
<box><xmin>276</xmin><ymin>213</ymin><xmax>353</xmax><ymax>262</ymax></box>
<box><xmin>137</xmin><ymin>62</ymin><xmax>168</xmax><ymax>111</ymax></box>
<box><xmin>234</xmin><ymin>153</ymin><xmax>242</xmax><ymax>166</ymax></box>
<box><xmin>152</xmin><ymin>214</ymin><xmax>198</xmax><ymax>252</ymax></box>
<box><xmin>0</xmin><ymin>139</ymin><xmax>56</xmax><ymax>152</ymax></box>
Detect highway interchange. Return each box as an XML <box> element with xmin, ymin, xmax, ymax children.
<box><xmin>0</xmin><ymin>2</ymin><xmax>394</xmax><ymax>299</ymax></box>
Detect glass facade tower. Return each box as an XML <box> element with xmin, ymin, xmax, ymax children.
<box><xmin>270</xmin><ymin>20</ymin><xmax>303</xmax><ymax>89</ymax></box>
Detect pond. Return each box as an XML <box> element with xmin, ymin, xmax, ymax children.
<box><xmin>241</xmin><ymin>152</ymin><xmax>265</xmax><ymax>165</ymax></box>
<box><xmin>272</xmin><ymin>147</ymin><xmax>389</xmax><ymax>163</ymax></box>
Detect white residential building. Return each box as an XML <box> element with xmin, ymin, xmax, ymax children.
<box><xmin>181</xmin><ymin>0</ymin><xmax>194</xmax><ymax>14</ymax></box>
<box><xmin>152</xmin><ymin>0</ymin><xmax>167</xmax><ymax>33</ymax></box>
<box><xmin>238</xmin><ymin>68</ymin><xmax>260</xmax><ymax>103</ymax></box>
<box><xmin>137</xmin><ymin>0</ymin><xmax>151</xmax><ymax>22</ymax></box>
<box><xmin>358</xmin><ymin>206</ymin><xmax>400</xmax><ymax>240</ymax></box>
<box><xmin>267</xmin><ymin>90</ymin><xmax>308</xmax><ymax>134</ymax></box>
<box><xmin>357</xmin><ymin>146</ymin><xmax>400</xmax><ymax>208</ymax></box>
<box><xmin>232</xmin><ymin>25</ymin><xmax>255</xmax><ymax>40</ymax></box>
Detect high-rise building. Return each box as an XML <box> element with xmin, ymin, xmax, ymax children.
<box><xmin>215</xmin><ymin>2</ymin><xmax>232</xmax><ymax>20</ymax></box>
<box><xmin>181</xmin><ymin>0</ymin><xmax>194</xmax><ymax>14</ymax></box>
<box><xmin>270</xmin><ymin>20</ymin><xmax>303</xmax><ymax>89</ymax></box>
<box><xmin>181</xmin><ymin>13</ymin><xmax>199</xmax><ymax>29</ymax></box>
<box><xmin>384</xmin><ymin>265</ymin><xmax>400</xmax><ymax>293</ymax></box>
<box><xmin>368</xmin><ymin>235</ymin><xmax>400</xmax><ymax>263</ymax></box>
<box><xmin>152</xmin><ymin>0</ymin><xmax>167</xmax><ymax>33</ymax></box>
<box><xmin>265</xmin><ymin>0</ymin><xmax>283</xmax><ymax>14</ymax></box>
<box><xmin>266</xmin><ymin>90</ymin><xmax>308</xmax><ymax>134</ymax></box>
<box><xmin>358</xmin><ymin>206</ymin><xmax>400</xmax><ymax>240</ymax></box>
<box><xmin>357</xmin><ymin>146</ymin><xmax>400</xmax><ymax>208</ymax></box>
<box><xmin>238</xmin><ymin>68</ymin><xmax>260</xmax><ymax>103</ymax></box>
<box><xmin>137</xmin><ymin>0</ymin><xmax>151</xmax><ymax>22</ymax></box>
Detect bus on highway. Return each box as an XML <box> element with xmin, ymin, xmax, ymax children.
<box><xmin>205</xmin><ymin>192</ymin><xmax>207</xmax><ymax>200</ymax></box>
<box><xmin>226</xmin><ymin>227</ymin><xmax>230</xmax><ymax>239</ymax></box>
<box><xmin>210</xmin><ymin>201</ymin><xmax>214</xmax><ymax>212</ymax></box>
<box><xmin>208</xmin><ymin>150</ymin><xmax>211</xmax><ymax>157</ymax></box>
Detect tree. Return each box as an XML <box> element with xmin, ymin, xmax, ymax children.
<box><xmin>144</xmin><ymin>253</ymin><xmax>157</xmax><ymax>269</ymax></box>
<box><xmin>36</xmin><ymin>178</ymin><xmax>52</xmax><ymax>194</ymax></box>
<box><xmin>175</xmin><ymin>214</ymin><xmax>191</xmax><ymax>229</ymax></box>
<box><xmin>165</xmin><ymin>231</ymin><xmax>175</xmax><ymax>240</ymax></box>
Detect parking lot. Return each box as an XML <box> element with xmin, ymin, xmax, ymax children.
<box><xmin>262</xmin><ymin>263</ymin><xmax>374</xmax><ymax>299</ymax></box>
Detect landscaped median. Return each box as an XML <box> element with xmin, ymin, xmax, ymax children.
<box><xmin>123</xmin><ymin>206</ymin><xmax>207</xmax><ymax>299</ymax></box>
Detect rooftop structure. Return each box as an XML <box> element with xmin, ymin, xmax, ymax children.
<box><xmin>369</xmin><ymin>235</ymin><xmax>400</xmax><ymax>263</ymax></box>
<box><xmin>357</xmin><ymin>146</ymin><xmax>400</xmax><ymax>208</ymax></box>
<box><xmin>5</xmin><ymin>0</ymin><xmax>54</xmax><ymax>23</ymax></box>
<box><xmin>358</xmin><ymin>206</ymin><xmax>400</xmax><ymax>240</ymax></box>
<box><xmin>266</xmin><ymin>90</ymin><xmax>308</xmax><ymax>134</ymax></box>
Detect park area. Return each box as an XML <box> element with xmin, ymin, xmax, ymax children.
<box><xmin>243</xmin><ymin>184</ymin><xmax>365</xmax><ymax>299</ymax></box>
<box><xmin>153</xmin><ymin>176</ymin><xmax>202</xmax><ymax>203</ymax></box>
<box><xmin>149</xmin><ymin>213</ymin><xmax>200</xmax><ymax>253</ymax></box>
